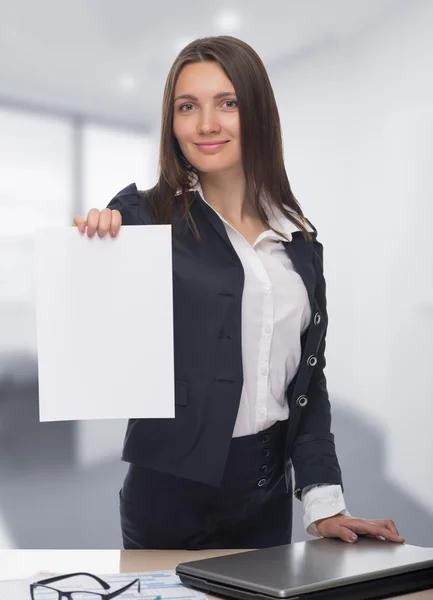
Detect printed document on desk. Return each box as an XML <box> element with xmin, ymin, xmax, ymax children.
<box><xmin>34</xmin><ymin>224</ymin><xmax>175</xmax><ymax>422</ymax></box>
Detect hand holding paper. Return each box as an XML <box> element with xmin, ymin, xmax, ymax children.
<box><xmin>72</xmin><ymin>205</ymin><xmax>122</xmax><ymax>239</ymax></box>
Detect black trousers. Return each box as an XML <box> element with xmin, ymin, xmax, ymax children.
<box><xmin>119</xmin><ymin>419</ymin><xmax>292</xmax><ymax>550</ymax></box>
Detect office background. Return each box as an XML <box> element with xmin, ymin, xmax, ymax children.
<box><xmin>0</xmin><ymin>0</ymin><xmax>432</xmax><ymax>549</ymax></box>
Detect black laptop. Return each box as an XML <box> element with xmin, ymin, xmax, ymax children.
<box><xmin>176</xmin><ymin>537</ymin><xmax>433</xmax><ymax>599</ymax></box>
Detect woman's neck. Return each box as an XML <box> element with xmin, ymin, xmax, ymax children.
<box><xmin>198</xmin><ymin>171</ymin><xmax>258</xmax><ymax>223</ymax></box>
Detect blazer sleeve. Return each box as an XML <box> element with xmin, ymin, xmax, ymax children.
<box><xmin>292</xmin><ymin>236</ymin><xmax>344</xmax><ymax>499</ymax></box>
<box><xmin>105</xmin><ymin>182</ymin><xmax>143</xmax><ymax>225</ymax></box>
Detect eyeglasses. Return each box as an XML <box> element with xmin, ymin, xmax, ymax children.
<box><xmin>30</xmin><ymin>571</ymin><xmax>142</xmax><ymax>599</ymax></box>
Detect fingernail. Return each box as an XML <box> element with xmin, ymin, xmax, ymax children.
<box><xmin>350</xmin><ymin>534</ymin><xmax>358</xmax><ymax>542</ymax></box>
<box><xmin>112</xmin><ymin>230</ymin><xmax>116</xmax><ymax>238</ymax></box>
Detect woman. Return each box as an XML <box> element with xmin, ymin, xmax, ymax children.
<box><xmin>73</xmin><ymin>36</ymin><xmax>404</xmax><ymax>550</ymax></box>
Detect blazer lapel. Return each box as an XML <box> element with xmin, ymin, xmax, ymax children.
<box><xmin>194</xmin><ymin>192</ymin><xmax>243</xmax><ymax>265</ymax></box>
<box><xmin>195</xmin><ymin>191</ymin><xmax>317</xmax><ymax>308</ymax></box>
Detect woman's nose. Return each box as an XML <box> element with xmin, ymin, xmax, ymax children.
<box><xmin>197</xmin><ymin>110</ymin><xmax>221</xmax><ymax>135</ymax></box>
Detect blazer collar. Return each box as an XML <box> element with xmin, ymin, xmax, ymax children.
<box><xmin>184</xmin><ymin>184</ymin><xmax>317</xmax><ymax>310</ymax></box>
<box><xmin>177</xmin><ymin>180</ymin><xmax>313</xmax><ymax>242</ymax></box>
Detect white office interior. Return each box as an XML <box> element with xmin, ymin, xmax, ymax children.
<box><xmin>0</xmin><ymin>0</ymin><xmax>432</xmax><ymax>549</ymax></box>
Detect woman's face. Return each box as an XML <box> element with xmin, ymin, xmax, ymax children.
<box><xmin>173</xmin><ymin>61</ymin><xmax>242</xmax><ymax>177</ymax></box>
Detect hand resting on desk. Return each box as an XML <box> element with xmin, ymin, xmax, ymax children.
<box><xmin>314</xmin><ymin>515</ymin><xmax>405</xmax><ymax>544</ymax></box>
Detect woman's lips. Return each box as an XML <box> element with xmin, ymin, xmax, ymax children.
<box><xmin>195</xmin><ymin>141</ymin><xmax>229</xmax><ymax>152</ymax></box>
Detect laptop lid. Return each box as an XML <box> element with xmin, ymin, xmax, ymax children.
<box><xmin>176</xmin><ymin>538</ymin><xmax>433</xmax><ymax>600</ymax></box>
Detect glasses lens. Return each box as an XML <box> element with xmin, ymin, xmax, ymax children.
<box><xmin>32</xmin><ymin>585</ymin><xmax>60</xmax><ymax>599</ymax></box>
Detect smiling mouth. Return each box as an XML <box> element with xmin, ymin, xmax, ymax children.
<box><xmin>195</xmin><ymin>141</ymin><xmax>229</xmax><ymax>146</ymax></box>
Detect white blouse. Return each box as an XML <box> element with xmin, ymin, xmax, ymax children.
<box><xmin>189</xmin><ymin>182</ymin><xmax>350</xmax><ymax>536</ymax></box>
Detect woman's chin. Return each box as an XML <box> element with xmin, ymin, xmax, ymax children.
<box><xmin>193</xmin><ymin>160</ymin><xmax>241</xmax><ymax>175</ymax></box>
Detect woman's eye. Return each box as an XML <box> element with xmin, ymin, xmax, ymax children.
<box><xmin>178</xmin><ymin>101</ymin><xmax>237</xmax><ymax>111</ymax></box>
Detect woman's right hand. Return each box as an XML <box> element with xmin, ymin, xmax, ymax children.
<box><xmin>72</xmin><ymin>208</ymin><xmax>122</xmax><ymax>238</ymax></box>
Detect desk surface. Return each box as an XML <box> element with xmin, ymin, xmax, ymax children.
<box><xmin>0</xmin><ymin>549</ymin><xmax>431</xmax><ymax>599</ymax></box>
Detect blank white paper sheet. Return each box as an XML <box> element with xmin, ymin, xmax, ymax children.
<box><xmin>34</xmin><ymin>225</ymin><xmax>175</xmax><ymax>422</ymax></box>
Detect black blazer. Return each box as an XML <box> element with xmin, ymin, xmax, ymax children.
<box><xmin>107</xmin><ymin>183</ymin><xmax>343</xmax><ymax>498</ymax></box>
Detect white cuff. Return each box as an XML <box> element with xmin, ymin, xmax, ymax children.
<box><xmin>301</xmin><ymin>484</ymin><xmax>351</xmax><ymax>537</ymax></box>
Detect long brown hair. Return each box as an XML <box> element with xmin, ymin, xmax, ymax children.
<box><xmin>146</xmin><ymin>35</ymin><xmax>312</xmax><ymax>243</ymax></box>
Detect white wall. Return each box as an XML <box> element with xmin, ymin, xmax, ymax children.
<box><xmin>2</xmin><ymin>0</ymin><xmax>432</xmax><ymax>549</ymax></box>
<box><xmin>273</xmin><ymin>0</ymin><xmax>433</xmax><ymax>540</ymax></box>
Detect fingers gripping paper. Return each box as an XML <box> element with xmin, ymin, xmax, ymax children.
<box><xmin>34</xmin><ymin>225</ymin><xmax>175</xmax><ymax>422</ymax></box>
